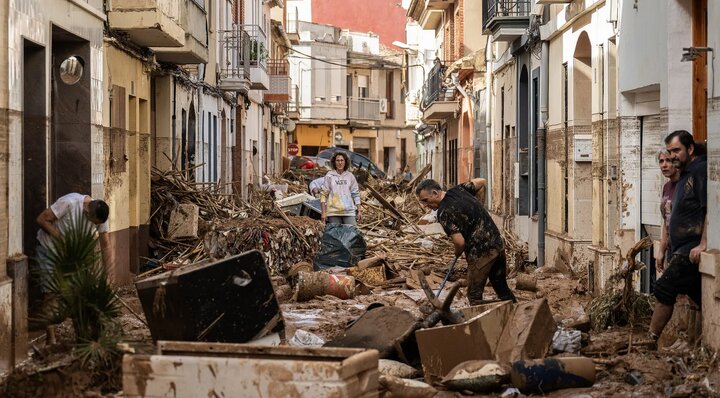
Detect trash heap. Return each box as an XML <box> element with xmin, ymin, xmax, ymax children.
<box><xmin>148</xmin><ymin>168</ymin><xmax>324</xmax><ymax>274</ymax></box>
<box><xmin>204</xmin><ymin>216</ymin><xmax>325</xmax><ymax>275</ymax></box>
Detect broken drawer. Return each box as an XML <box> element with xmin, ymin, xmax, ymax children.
<box><xmin>123</xmin><ymin>341</ymin><xmax>379</xmax><ymax>398</ymax></box>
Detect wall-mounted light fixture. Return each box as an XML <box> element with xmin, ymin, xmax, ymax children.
<box><xmin>681</xmin><ymin>47</ymin><xmax>716</xmax><ymax>99</ymax></box>
<box><xmin>681</xmin><ymin>47</ymin><xmax>713</xmax><ymax>62</ymax></box>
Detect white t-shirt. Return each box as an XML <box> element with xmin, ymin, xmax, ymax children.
<box><xmin>309</xmin><ymin>177</ymin><xmax>325</xmax><ymax>193</ymax></box>
<box><xmin>37</xmin><ymin>193</ymin><xmax>109</xmax><ymax>248</ymax></box>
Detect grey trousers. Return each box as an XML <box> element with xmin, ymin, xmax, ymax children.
<box><xmin>326</xmin><ymin>216</ymin><xmax>357</xmax><ymax>226</ymax></box>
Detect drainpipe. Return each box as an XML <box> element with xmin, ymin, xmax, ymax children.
<box><xmin>485</xmin><ymin>36</ymin><xmax>493</xmax><ymax>208</ymax></box>
<box><xmin>537</xmin><ymin>40</ymin><xmax>549</xmax><ymax>267</ymax></box>
<box><xmin>172</xmin><ymin>79</ymin><xmax>177</xmax><ymax>164</ymax></box>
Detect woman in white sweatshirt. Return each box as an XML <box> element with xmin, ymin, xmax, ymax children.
<box><xmin>320</xmin><ymin>152</ymin><xmax>362</xmax><ymax>225</ymax></box>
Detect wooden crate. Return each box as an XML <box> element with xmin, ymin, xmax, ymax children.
<box><xmin>123</xmin><ymin>341</ymin><xmax>379</xmax><ymax>398</ymax></box>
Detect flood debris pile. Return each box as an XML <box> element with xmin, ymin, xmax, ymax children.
<box><xmin>204</xmin><ymin>216</ymin><xmax>324</xmax><ymax>275</ymax></box>
<box><xmin>149</xmin><ymin>168</ymin><xmax>247</xmax><ymax>263</ymax></box>
<box><xmin>148</xmin><ymin>168</ymin><xmax>324</xmax><ymax>274</ymax></box>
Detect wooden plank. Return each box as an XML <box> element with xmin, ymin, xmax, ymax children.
<box><xmin>692</xmin><ymin>0</ymin><xmax>707</xmax><ymax>142</ymax></box>
<box><xmin>158</xmin><ymin>340</ymin><xmax>368</xmax><ymax>360</ymax></box>
<box><xmin>363</xmin><ymin>184</ymin><xmax>421</xmax><ymax>233</ymax></box>
<box><xmin>408</xmin><ymin>163</ymin><xmax>432</xmax><ymax>188</ymax></box>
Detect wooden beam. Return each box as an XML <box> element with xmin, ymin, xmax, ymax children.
<box><xmin>692</xmin><ymin>0</ymin><xmax>707</xmax><ymax>143</ymax></box>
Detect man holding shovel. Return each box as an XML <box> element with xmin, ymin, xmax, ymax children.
<box><xmin>415</xmin><ymin>179</ymin><xmax>516</xmax><ymax>304</ymax></box>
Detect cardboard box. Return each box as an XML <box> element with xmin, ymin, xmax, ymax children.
<box><xmin>415</xmin><ymin>301</ymin><xmax>513</xmax><ymax>382</ymax></box>
<box><xmin>415</xmin><ymin>299</ymin><xmax>555</xmax><ymax>382</ymax></box>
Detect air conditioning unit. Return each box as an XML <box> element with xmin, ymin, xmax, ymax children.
<box><xmin>379</xmin><ymin>98</ymin><xmax>388</xmax><ymax>113</ymax></box>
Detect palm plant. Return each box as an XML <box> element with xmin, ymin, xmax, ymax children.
<box><xmin>36</xmin><ymin>211</ymin><xmax>121</xmax><ymax>365</ymax></box>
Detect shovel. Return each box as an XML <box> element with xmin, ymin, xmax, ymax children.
<box><xmin>436</xmin><ymin>255</ymin><xmax>459</xmax><ymax>296</ymax></box>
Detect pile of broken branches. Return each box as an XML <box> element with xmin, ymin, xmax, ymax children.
<box><xmin>589</xmin><ymin>237</ymin><xmax>655</xmax><ymax>331</ymax></box>
<box><xmin>149</xmin><ymin>168</ymin><xmax>246</xmax><ymax>264</ymax></box>
<box><xmin>204</xmin><ymin>216</ymin><xmax>324</xmax><ymax>275</ymax></box>
<box><xmin>148</xmin><ymin>168</ymin><xmax>323</xmax><ymax>274</ymax></box>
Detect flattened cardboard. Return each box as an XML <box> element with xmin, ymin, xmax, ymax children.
<box><xmin>495</xmin><ymin>298</ymin><xmax>555</xmax><ymax>364</ymax></box>
<box><xmin>415</xmin><ymin>301</ymin><xmax>513</xmax><ymax>382</ymax></box>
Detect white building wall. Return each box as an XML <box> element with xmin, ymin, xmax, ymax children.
<box><xmin>617</xmin><ymin>0</ymin><xmax>693</xmax><ymax>243</ymax></box>
<box><xmin>8</xmin><ymin>0</ymin><xmax>106</xmax><ymax>255</ymax></box>
<box><xmin>286</xmin><ymin>0</ymin><xmax>311</xmax><ymax>23</ymax></box>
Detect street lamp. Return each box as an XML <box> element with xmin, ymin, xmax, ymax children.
<box><xmin>392</xmin><ymin>41</ymin><xmax>418</xmax><ymax>52</ymax></box>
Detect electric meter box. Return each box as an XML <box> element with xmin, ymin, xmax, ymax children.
<box><xmin>574</xmin><ymin>135</ymin><xmax>592</xmax><ymax>162</ymax></box>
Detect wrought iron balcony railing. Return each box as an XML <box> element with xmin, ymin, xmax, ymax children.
<box><xmin>219</xmin><ymin>24</ymin><xmax>268</xmax><ymax>78</ymax></box>
<box><xmin>218</xmin><ymin>28</ymin><xmax>251</xmax><ymax>82</ymax></box>
<box><xmin>482</xmin><ymin>0</ymin><xmax>532</xmax><ymax>29</ymax></box>
<box><xmin>421</xmin><ymin>60</ymin><xmax>451</xmax><ymax>110</ymax></box>
<box><xmin>268</xmin><ymin>59</ymin><xmax>289</xmax><ymax>75</ymax></box>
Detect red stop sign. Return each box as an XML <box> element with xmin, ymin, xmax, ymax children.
<box><xmin>288</xmin><ymin>144</ymin><xmax>299</xmax><ymax>156</ymax></box>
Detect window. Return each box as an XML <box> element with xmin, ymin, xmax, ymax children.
<box><xmin>110</xmin><ymin>85</ymin><xmax>127</xmax><ymax>173</ymax></box>
<box><xmin>448</xmin><ymin>139</ymin><xmax>458</xmax><ymax>186</ymax></box>
<box><xmin>213</xmin><ymin>115</ymin><xmax>218</xmax><ymax>181</ymax></box>
<box><xmin>358</xmin><ymin>75</ymin><xmax>368</xmax><ymax>98</ymax></box>
<box><xmin>302</xmin><ymin>145</ymin><xmax>320</xmax><ymax>156</ymax></box>
<box><xmin>386</xmin><ymin>71</ymin><xmax>394</xmax><ymax>119</ymax></box>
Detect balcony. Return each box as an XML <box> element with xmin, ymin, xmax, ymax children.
<box><xmin>108</xmin><ymin>0</ymin><xmax>185</xmax><ymax>47</ymax></box>
<box><xmin>421</xmin><ymin>61</ymin><xmax>456</xmax><ymax>122</ymax></box>
<box><xmin>482</xmin><ymin>0</ymin><xmax>532</xmax><ymax>43</ymax></box>
<box><xmin>286</xmin><ymin>6</ymin><xmax>300</xmax><ymax>44</ymax></box>
<box><xmin>407</xmin><ymin>0</ymin><xmax>456</xmax><ymax>30</ymax></box>
<box><xmin>151</xmin><ymin>0</ymin><xmax>209</xmax><ymax>64</ymax></box>
<box><xmin>264</xmin><ymin>60</ymin><xmax>291</xmax><ymax>102</ymax></box>
<box><xmin>348</xmin><ymin>97</ymin><xmax>381</xmax><ymax>121</ymax></box>
<box><xmin>218</xmin><ymin>25</ymin><xmax>269</xmax><ymax>90</ymax></box>
<box><xmin>218</xmin><ymin>28</ymin><xmax>251</xmax><ymax>92</ymax></box>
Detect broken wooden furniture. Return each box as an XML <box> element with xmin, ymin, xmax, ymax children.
<box><xmin>123</xmin><ymin>341</ymin><xmax>379</xmax><ymax>398</ymax></box>
<box><xmin>135</xmin><ymin>250</ymin><xmax>283</xmax><ymax>343</ymax></box>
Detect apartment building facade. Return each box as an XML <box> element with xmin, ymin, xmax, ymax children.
<box><xmin>407</xmin><ymin>0</ymin><xmax>488</xmax><ymax>187</ymax></box>
<box><xmin>289</xmin><ymin>22</ymin><xmax>416</xmax><ymax>176</ymax></box>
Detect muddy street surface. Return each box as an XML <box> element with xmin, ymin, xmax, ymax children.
<box><xmin>2</xmin><ymin>174</ymin><xmax>717</xmax><ymax>397</ymax></box>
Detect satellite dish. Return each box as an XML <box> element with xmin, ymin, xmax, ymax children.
<box><xmin>285</xmin><ymin>119</ymin><xmax>296</xmax><ymax>132</ymax></box>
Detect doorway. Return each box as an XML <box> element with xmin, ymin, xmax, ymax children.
<box><xmin>23</xmin><ymin>40</ymin><xmax>46</xmax><ymax>254</ymax></box>
<box><xmin>51</xmin><ymin>25</ymin><xmax>91</xmax><ymax>198</ymax></box>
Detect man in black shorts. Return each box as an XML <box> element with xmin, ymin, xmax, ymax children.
<box><xmin>648</xmin><ymin>130</ymin><xmax>707</xmax><ymax>343</ymax></box>
<box><xmin>415</xmin><ymin>179</ymin><xmax>516</xmax><ymax>304</ymax></box>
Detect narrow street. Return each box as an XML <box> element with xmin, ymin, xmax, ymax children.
<box><xmin>0</xmin><ymin>0</ymin><xmax>719</xmax><ymax>396</ymax></box>
<box><xmin>2</xmin><ymin>169</ymin><xmax>718</xmax><ymax>397</ymax></box>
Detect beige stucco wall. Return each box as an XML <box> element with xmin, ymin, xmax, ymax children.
<box><xmin>103</xmin><ymin>45</ymin><xmax>152</xmax><ymax>234</ymax></box>
<box><xmin>490</xmin><ymin>60</ymin><xmax>515</xmax><ymax>215</ymax></box>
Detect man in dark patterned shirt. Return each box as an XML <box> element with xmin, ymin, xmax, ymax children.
<box><xmin>415</xmin><ymin>179</ymin><xmax>516</xmax><ymax>304</ymax></box>
<box><xmin>648</xmin><ymin>130</ymin><xmax>707</xmax><ymax>344</ymax></box>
